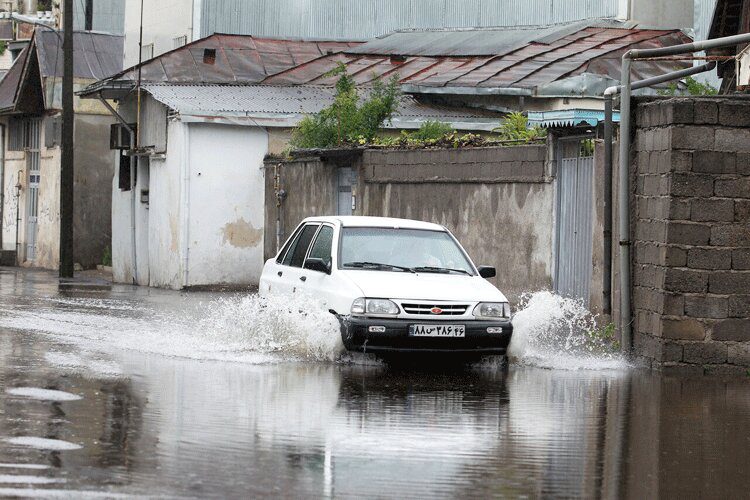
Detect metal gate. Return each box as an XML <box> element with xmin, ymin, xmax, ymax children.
<box><xmin>555</xmin><ymin>152</ymin><xmax>594</xmax><ymax>306</ymax></box>
<box><xmin>25</xmin><ymin>118</ymin><xmax>41</xmax><ymax>261</ymax></box>
<box><xmin>337</xmin><ymin>167</ymin><xmax>356</xmax><ymax>215</ymax></box>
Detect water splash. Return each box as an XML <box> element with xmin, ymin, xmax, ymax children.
<box><xmin>508</xmin><ymin>291</ymin><xmax>629</xmax><ymax>370</ymax></box>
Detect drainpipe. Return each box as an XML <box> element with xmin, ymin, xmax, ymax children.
<box><xmin>0</xmin><ymin>124</ymin><xmax>4</xmax><ymax>251</ymax></box>
<box><xmin>15</xmin><ymin>171</ymin><xmax>22</xmax><ymax>265</ymax></box>
<box><xmin>603</xmin><ymin>96</ymin><xmax>613</xmax><ymax>316</ymax></box>
<box><xmin>181</xmin><ymin>124</ymin><xmax>191</xmax><ymax>288</ymax></box>
<box><xmin>607</xmin><ymin>30</ymin><xmax>750</xmax><ymax>354</ymax></box>
<box><xmin>98</xmin><ymin>95</ymin><xmax>138</xmax><ymax>284</ymax></box>
<box><xmin>602</xmin><ymin>61</ymin><xmax>717</xmax><ymax>319</ymax></box>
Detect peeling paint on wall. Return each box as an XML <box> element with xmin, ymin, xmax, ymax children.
<box><xmin>222</xmin><ymin>218</ymin><xmax>262</xmax><ymax>248</ymax></box>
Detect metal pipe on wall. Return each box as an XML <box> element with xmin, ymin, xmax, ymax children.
<box><xmin>611</xmin><ymin>31</ymin><xmax>750</xmax><ymax>354</ymax></box>
<box><xmin>603</xmin><ymin>96</ymin><xmax>613</xmax><ymax>316</ymax></box>
<box><xmin>602</xmin><ymin>61</ymin><xmax>717</xmax><ymax>320</ymax></box>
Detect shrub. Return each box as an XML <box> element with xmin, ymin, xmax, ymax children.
<box><xmin>658</xmin><ymin>76</ymin><xmax>718</xmax><ymax>96</ymax></box>
<box><xmin>291</xmin><ymin>64</ymin><xmax>401</xmax><ymax>149</ymax></box>
<box><xmin>493</xmin><ymin>112</ymin><xmax>547</xmax><ymax>142</ymax></box>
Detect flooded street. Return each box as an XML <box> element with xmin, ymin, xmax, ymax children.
<box><xmin>0</xmin><ymin>268</ymin><xmax>748</xmax><ymax>498</ymax></box>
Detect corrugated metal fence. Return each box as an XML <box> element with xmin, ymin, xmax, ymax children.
<box><xmin>200</xmin><ymin>0</ymin><xmax>619</xmax><ymax>40</ymax></box>
<box><xmin>555</xmin><ymin>155</ymin><xmax>594</xmax><ymax>306</ymax></box>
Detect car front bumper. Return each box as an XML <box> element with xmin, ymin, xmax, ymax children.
<box><xmin>340</xmin><ymin>316</ymin><xmax>513</xmax><ymax>354</ymax></box>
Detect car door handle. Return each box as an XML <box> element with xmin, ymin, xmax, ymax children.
<box><xmin>300</xmin><ymin>276</ymin><xmax>307</xmax><ymax>282</ymax></box>
<box><xmin>277</xmin><ymin>271</ymin><xmax>283</xmax><ymax>277</ymax></box>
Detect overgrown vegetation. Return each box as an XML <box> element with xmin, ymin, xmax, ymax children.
<box><xmin>409</xmin><ymin>120</ymin><xmax>455</xmax><ymax>141</ymax></box>
<box><xmin>658</xmin><ymin>76</ymin><xmax>718</xmax><ymax>96</ymax></box>
<box><xmin>291</xmin><ymin>63</ymin><xmax>401</xmax><ymax>149</ymax></box>
<box><xmin>585</xmin><ymin>323</ymin><xmax>620</xmax><ymax>353</ymax></box>
<box><xmin>493</xmin><ymin>112</ymin><xmax>547</xmax><ymax>142</ymax></box>
<box><xmin>0</xmin><ymin>41</ymin><xmax>6</xmax><ymax>56</ymax></box>
<box><xmin>290</xmin><ymin>69</ymin><xmax>546</xmax><ymax>151</ymax></box>
<box><xmin>102</xmin><ymin>246</ymin><xmax>112</xmax><ymax>267</ymax></box>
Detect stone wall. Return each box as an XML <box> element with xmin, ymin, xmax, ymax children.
<box><xmin>632</xmin><ymin>97</ymin><xmax>750</xmax><ymax>374</ymax></box>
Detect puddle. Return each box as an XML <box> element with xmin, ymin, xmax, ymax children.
<box><xmin>6</xmin><ymin>387</ymin><xmax>83</xmax><ymax>402</ymax></box>
<box><xmin>5</xmin><ymin>437</ymin><xmax>82</xmax><ymax>451</ymax></box>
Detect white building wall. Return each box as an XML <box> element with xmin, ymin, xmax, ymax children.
<box><xmin>123</xmin><ymin>0</ymin><xmax>196</xmax><ymax>67</ymax></box>
<box><xmin>147</xmin><ymin>120</ymin><xmax>185</xmax><ymax>288</ymax></box>
<box><xmin>184</xmin><ymin>123</ymin><xmax>266</xmax><ymax>287</ymax></box>
<box><xmin>112</xmin><ymin>156</ymin><xmax>135</xmax><ymax>283</ymax></box>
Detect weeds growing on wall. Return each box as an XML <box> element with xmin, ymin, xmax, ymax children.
<box><xmin>289</xmin><ymin>70</ymin><xmax>547</xmax><ymax>152</ymax></box>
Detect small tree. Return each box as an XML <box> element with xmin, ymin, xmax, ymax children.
<box><xmin>291</xmin><ymin>64</ymin><xmax>401</xmax><ymax>149</ymax></box>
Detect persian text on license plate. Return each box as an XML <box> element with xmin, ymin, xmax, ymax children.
<box><xmin>409</xmin><ymin>324</ymin><xmax>465</xmax><ymax>338</ymax></box>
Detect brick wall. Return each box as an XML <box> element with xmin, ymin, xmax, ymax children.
<box><xmin>632</xmin><ymin>97</ymin><xmax>750</xmax><ymax>374</ymax></box>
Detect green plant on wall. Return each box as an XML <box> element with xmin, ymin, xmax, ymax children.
<box><xmin>410</xmin><ymin>120</ymin><xmax>455</xmax><ymax>141</ymax></box>
<box><xmin>493</xmin><ymin>112</ymin><xmax>547</xmax><ymax>142</ymax></box>
<box><xmin>658</xmin><ymin>76</ymin><xmax>718</xmax><ymax>96</ymax></box>
<box><xmin>0</xmin><ymin>41</ymin><xmax>6</xmax><ymax>56</ymax></box>
<box><xmin>291</xmin><ymin>63</ymin><xmax>401</xmax><ymax>149</ymax></box>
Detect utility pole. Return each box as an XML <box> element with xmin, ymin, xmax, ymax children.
<box><xmin>59</xmin><ymin>0</ymin><xmax>74</xmax><ymax>278</ymax></box>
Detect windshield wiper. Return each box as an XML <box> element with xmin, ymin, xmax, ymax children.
<box><xmin>412</xmin><ymin>266</ymin><xmax>472</xmax><ymax>276</ymax></box>
<box><xmin>343</xmin><ymin>261</ymin><xmax>415</xmax><ymax>273</ymax></box>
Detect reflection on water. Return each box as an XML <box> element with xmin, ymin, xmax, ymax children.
<box><xmin>0</xmin><ymin>269</ymin><xmax>748</xmax><ymax>497</ymax></box>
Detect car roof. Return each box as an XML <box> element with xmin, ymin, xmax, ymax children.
<box><xmin>302</xmin><ymin>216</ymin><xmax>446</xmax><ymax>231</ymax></box>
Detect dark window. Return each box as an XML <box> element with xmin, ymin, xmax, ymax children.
<box><xmin>203</xmin><ymin>48</ymin><xmax>216</xmax><ymax>65</ymax></box>
<box><xmin>307</xmin><ymin>225</ymin><xmax>334</xmax><ymax>266</ymax></box>
<box><xmin>118</xmin><ymin>153</ymin><xmax>132</xmax><ymax>191</ymax></box>
<box><xmin>283</xmin><ymin>224</ymin><xmax>319</xmax><ymax>268</ymax></box>
<box><xmin>44</xmin><ymin>115</ymin><xmax>61</xmax><ymax>148</ymax></box>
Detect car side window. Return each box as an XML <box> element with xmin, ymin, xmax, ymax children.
<box><xmin>277</xmin><ymin>225</ymin><xmax>304</xmax><ymax>264</ymax></box>
<box><xmin>284</xmin><ymin>224</ymin><xmax>319</xmax><ymax>268</ymax></box>
<box><xmin>307</xmin><ymin>225</ymin><xmax>334</xmax><ymax>266</ymax></box>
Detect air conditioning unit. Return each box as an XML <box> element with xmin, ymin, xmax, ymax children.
<box><xmin>736</xmin><ymin>44</ymin><xmax>750</xmax><ymax>90</ymax></box>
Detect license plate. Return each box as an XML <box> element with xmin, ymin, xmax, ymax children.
<box><xmin>409</xmin><ymin>324</ymin><xmax>465</xmax><ymax>338</ymax></box>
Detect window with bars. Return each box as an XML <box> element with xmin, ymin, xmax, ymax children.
<box><xmin>8</xmin><ymin>117</ymin><xmax>27</xmax><ymax>151</ymax></box>
<box><xmin>140</xmin><ymin>43</ymin><xmax>154</xmax><ymax>61</ymax></box>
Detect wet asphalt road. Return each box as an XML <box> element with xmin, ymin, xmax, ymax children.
<box><xmin>0</xmin><ymin>267</ymin><xmax>749</xmax><ymax>499</ymax></box>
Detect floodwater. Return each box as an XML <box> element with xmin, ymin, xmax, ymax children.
<box><xmin>0</xmin><ymin>268</ymin><xmax>748</xmax><ymax>498</ymax></box>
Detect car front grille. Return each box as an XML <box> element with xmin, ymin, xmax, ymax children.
<box><xmin>401</xmin><ymin>303</ymin><xmax>469</xmax><ymax>316</ymax></box>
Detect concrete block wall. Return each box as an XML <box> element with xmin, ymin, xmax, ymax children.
<box><xmin>632</xmin><ymin>97</ymin><xmax>750</xmax><ymax>375</ymax></box>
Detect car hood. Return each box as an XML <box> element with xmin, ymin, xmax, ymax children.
<box><xmin>341</xmin><ymin>270</ymin><xmax>508</xmax><ymax>303</ymax></box>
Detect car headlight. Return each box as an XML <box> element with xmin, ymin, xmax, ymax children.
<box><xmin>473</xmin><ymin>302</ymin><xmax>510</xmax><ymax>319</ymax></box>
<box><xmin>350</xmin><ymin>298</ymin><xmax>400</xmax><ymax>316</ymax></box>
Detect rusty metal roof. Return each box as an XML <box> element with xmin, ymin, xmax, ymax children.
<box><xmin>140</xmin><ymin>83</ymin><xmax>503</xmax><ymax>130</ymax></box>
<box><xmin>263</xmin><ymin>24</ymin><xmax>692</xmax><ymax>96</ymax></box>
<box><xmin>82</xmin><ymin>33</ymin><xmax>361</xmax><ymax>97</ymax></box>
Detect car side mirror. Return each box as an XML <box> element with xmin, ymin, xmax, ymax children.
<box><xmin>304</xmin><ymin>257</ymin><xmax>331</xmax><ymax>274</ymax></box>
<box><xmin>478</xmin><ymin>266</ymin><xmax>496</xmax><ymax>279</ymax></box>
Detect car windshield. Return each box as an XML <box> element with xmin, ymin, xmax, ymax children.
<box><xmin>339</xmin><ymin>227</ymin><xmax>475</xmax><ymax>275</ymax></box>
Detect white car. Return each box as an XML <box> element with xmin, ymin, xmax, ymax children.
<box><xmin>259</xmin><ymin>216</ymin><xmax>513</xmax><ymax>355</ymax></box>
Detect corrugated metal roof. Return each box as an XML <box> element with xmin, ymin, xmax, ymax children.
<box><xmin>348</xmin><ymin>19</ymin><xmax>629</xmax><ymax>56</ymax></box>
<box><xmin>199</xmin><ymin>0</ymin><xmax>620</xmax><ymax>41</ymax></box>
<box><xmin>0</xmin><ymin>29</ymin><xmax>124</xmax><ymax>114</ymax></box>
<box><xmin>96</xmin><ymin>34</ymin><xmax>361</xmax><ymax>88</ymax></box>
<box><xmin>263</xmin><ymin>25</ymin><xmax>692</xmax><ymax>96</ymax></box>
<box><xmin>527</xmin><ymin>109</ymin><xmax>621</xmax><ymax>127</ymax></box>
<box><xmin>140</xmin><ymin>83</ymin><xmax>503</xmax><ymax>130</ymax></box>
